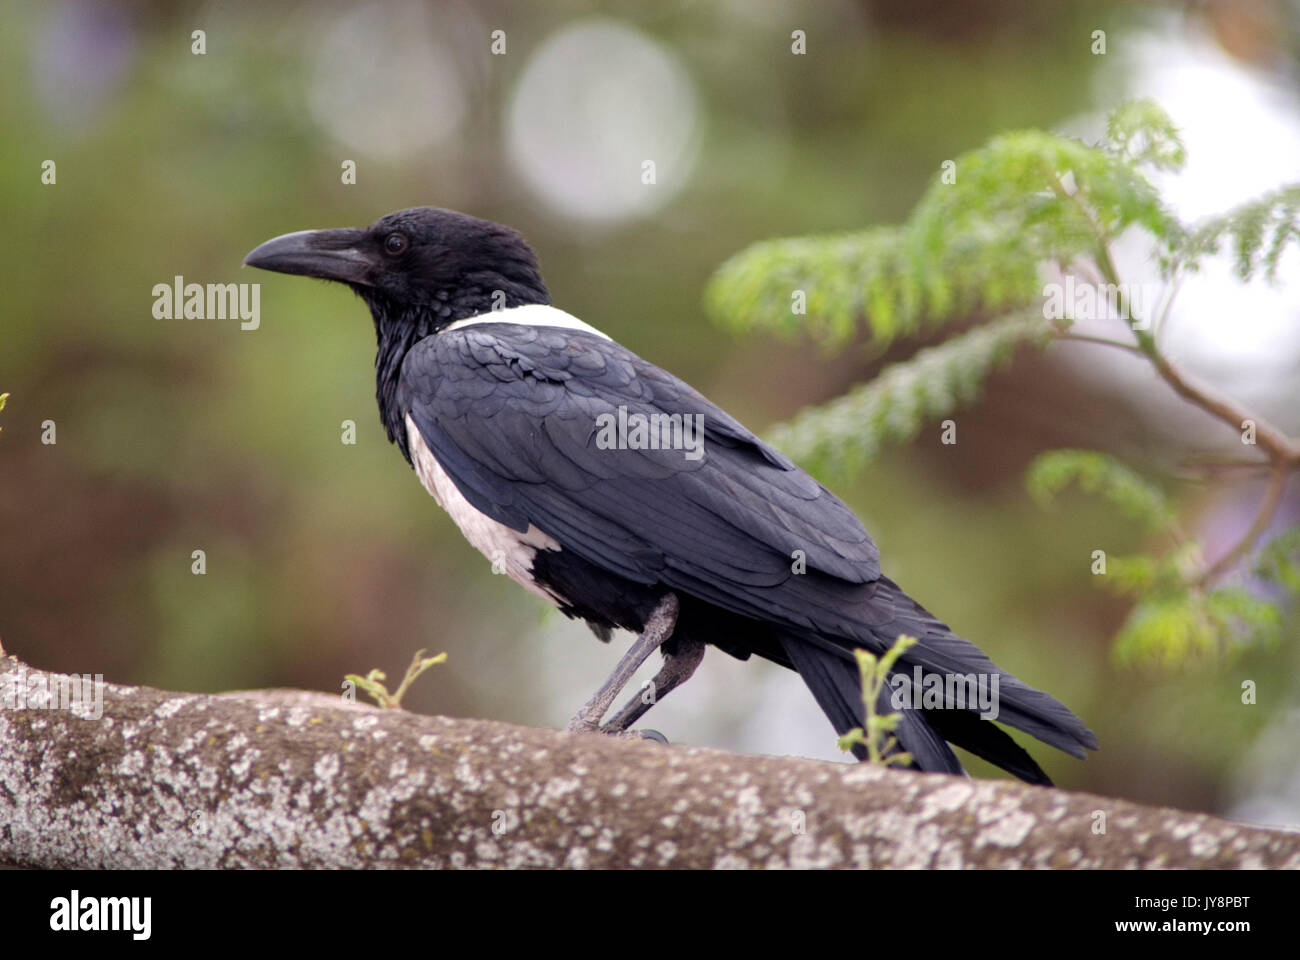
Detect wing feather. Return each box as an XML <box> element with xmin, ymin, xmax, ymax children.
<box><xmin>397</xmin><ymin>323</ymin><xmax>881</xmax><ymax>632</ymax></box>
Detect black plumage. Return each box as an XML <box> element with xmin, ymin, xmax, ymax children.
<box><xmin>245</xmin><ymin>206</ymin><xmax>1098</xmax><ymax>784</ymax></box>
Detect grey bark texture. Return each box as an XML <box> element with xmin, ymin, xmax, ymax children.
<box><xmin>1</xmin><ymin>654</ymin><xmax>1296</xmax><ymax>869</ymax></box>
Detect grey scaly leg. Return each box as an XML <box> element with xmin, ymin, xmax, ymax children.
<box><xmin>601</xmin><ymin>635</ymin><xmax>704</xmax><ymax>734</ymax></box>
<box><xmin>565</xmin><ymin>593</ymin><xmax>679</xmax><ymax>733</ymax></box>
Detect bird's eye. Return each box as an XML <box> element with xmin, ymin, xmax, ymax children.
<box><xmin>384</xmin><ymin>233</ymin><xmax>408</xmax><ymax>255</ymax></box>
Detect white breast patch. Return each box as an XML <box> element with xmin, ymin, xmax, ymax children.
<box><xmin>443</xmin><ymin>303</ymin><xmax>612</xmax><ymax>340</ymax></box>
<box><xmin>406</xmin><ymin>415</ymin><xmax>567</xmax><ymax>606</ymax></box>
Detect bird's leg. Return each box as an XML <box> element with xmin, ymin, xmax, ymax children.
<box><xmin>601</xmin><ymin>636</ymin><xmax>704</xmax><ymax>734</ymax></box>
<box><xmin>565</xmin><ymin>592</ymin><xmax>679</xmax><ymax>734</ymax></box>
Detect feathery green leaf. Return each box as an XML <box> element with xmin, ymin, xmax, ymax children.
<box><xmin>768</xmin><ymin>313</ymin><xmax>1048</xmax><ymax>479</ymax></box>
<box><xmin>1026</xmin><ymin>449</ymin><xmax>1178</xmax><ymax>532</ymax></box>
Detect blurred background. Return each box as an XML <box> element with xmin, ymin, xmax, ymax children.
<box><xmin>2</xmin><ymin>0</ymin><xmax>1298</xmax><ymax>825</ymax></box>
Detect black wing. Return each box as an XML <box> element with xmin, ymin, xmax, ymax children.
<box><xmin>399</xmin><ymin>322</ymin><xmax>1099</xmax><ymax>767</ymax></box>
<box><xmin>397</xmin><ymin>322</ymin><xmax>881</xmax><ymax>635</ymax></box>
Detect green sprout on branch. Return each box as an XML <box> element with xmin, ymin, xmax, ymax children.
<box><xmin>837</xmin><ymin>633</ymin><xmax>919</xmax><ymax>766</ymax></box>
<box><xmin>346</xmin><ymin>649</ymin><xmax>447</xmax><ymax>710</ymax></box>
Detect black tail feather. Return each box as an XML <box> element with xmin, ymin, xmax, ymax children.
<box><xmin>925</xmin><ymin>708</ymin><xmax>1054</xmax><ymax>785</ymax></box>
<box><xmin>777</xmin><ymin>575</ymin><xmax>1097</xmax><ymax>784</ymax></box>
<box><xmin>778</xmin><ymin>634</ymin><xmax>965</xmax><ymax>776</ymax></box>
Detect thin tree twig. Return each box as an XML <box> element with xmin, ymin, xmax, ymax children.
<box><xmin>1088</xmin><ymin>236</ymin><xmax>1299</xmax><ymax>466</ymax></box>
<box><xmin>1052</xmin><ymin>331</ymin><xmax>1145</xmax><ymax>355</ymax></box>
<box><xmin>1199</xmin><ymin>465</ymin><xmax>1292</xmax><ymax>586</ymax></box>
<box><xmin>1046</xmin><ymin>171</ymin><xmax>1300</xmax><ymax>591</ymax></box>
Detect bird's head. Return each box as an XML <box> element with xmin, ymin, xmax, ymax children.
<box><xmin>243</xmin><ymin>206</ymin><xmax>550</xmax><ymax>327</ymax></box>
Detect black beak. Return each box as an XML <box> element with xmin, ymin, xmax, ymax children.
<box><xmin>243</xmin><ymin>228</ymin><xmax>372</xmax><ymax>285</ymax></box>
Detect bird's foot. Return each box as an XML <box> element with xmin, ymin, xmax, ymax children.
<box><xmin>564</xmin><ymin>721</ymin><xmax>669</xmax><ymax>745</ymax></box>
<box><xmin>562</xmin><ymin>593</ymin><xmax>680</xmax><ymax>734</ymax></box>
<box><xmin>622</xmin><ymin>728</ymin><xmax>669</xmax><ymax>745</ymax></box>
<box><xmin>564</xmin><ymin>715</ymin><xmax>601</xmax><ymax>734</ymax></box>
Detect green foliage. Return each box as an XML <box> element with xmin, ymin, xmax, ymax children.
<box><xmin>346</xmin><ymin>649</ymin><xmax>447</xmax><ymax>710</ymax></box>
<box><xmin>837</xmin><ymin>634</ymin><xmax>919</xmax><ymax>766</ymax></box>
<box><xmin>1114</xmin><ymin>587</ymin><xmax>1282</xmax><ymax>669</ymax></box>
<box><xmin>906</xmin><ymin>129</ymin><xmax>1178</xmax><ymax>301</ymax></box>
<box><xmin>706</xmin><ymin>227</ymin><xmax>913</xmax><ymax>348</ymax></box>
<box><xmin>706</xmin><ymin>100</ymin><xmax>1185</xmax><ymax>350</ymax></box>
<box><xmin>1105</xmin><ymin>99</ymin><xmax>1188</xmax><ymax>172</ymax></box>
<box><xmin>1094</xmin><ymin>536</ymin><xmax>1282</xmax><ymax>666</ymax></box>
<box><xmin>1173</xmin><ymin>184</ymin><xmax>1300</xmax><ymax>282</ymax></box>
<box><xmin>1031</xmin><ymin>454</ymin><xmax>1297</xmax><ymax>665</ymax></box>
<box><xmin>1101</xmin><ymin>543</ymin><xmax>1202</xmax><ymax>597</ymax></box>
<box><xmin>1034</xmin><ymin>471</ymin><xmax>1300</xmax><ymax>666</ymax></box>
<box><xmin>1255</xmin><ymin>528</ymin><xmax>1300</xmax><ymax>593</ymax></box>
<box><xmin>705</xmin><ymin>100</ymin><xmax>1299</xmax><ymax>668</ymax></box>
<box><xmin>1026</xmin><ymin>449</ymin><xmax>1178</xmax><ymax>532</ymax></box>
<box><xmin>769</xmin><ymin>313</ymin><xmax>1048</xmax><ymax>479</ymax></box>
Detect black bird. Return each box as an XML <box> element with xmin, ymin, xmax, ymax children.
<box><xmin>245</xmin><ymin>207</ymin><xmax>1097</xmax><ymax>783</ymax></box>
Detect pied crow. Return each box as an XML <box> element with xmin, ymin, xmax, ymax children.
<box><xmin>244</xmin><ymin>207</ymin><xmax>1097</xmax><ymax>784</ymax></box>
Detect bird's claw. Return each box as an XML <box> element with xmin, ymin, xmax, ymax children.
<box><xmin>564</xmin><ymin>718</ymin><xmax>669</xmax><ymax>745</ymax></box>
<box><xmin>622</xmin><ymin>728</ymin><xmax>669</xmax><ymax>745</ymax></box>
<box><xmin>564</xmin><ymin>716</ymin><xmax>601</xmax><ymax>734</ymax></box>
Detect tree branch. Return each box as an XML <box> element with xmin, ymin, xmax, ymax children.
<box><xmin>1146</xmin><ymin>350</ymin><xmax>1300</xmax><ymax>466</ymax></box>
<box><xmin>1</xmin><ymin>655</ymin><xmax>1296</xmax><ymax>869</ymax></box>
<box><xmin>1200</xmin><ymin>465</ymin><xmax>1293</xmax><ymax>585</ymax></box>
<box><xmin>1052</xmin><ymin>213</ymin><xmax>1300</xmax><ymax>593</ymax></box>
